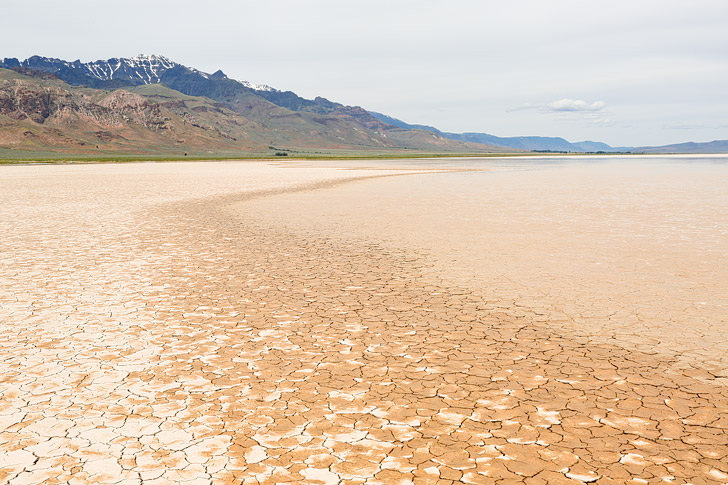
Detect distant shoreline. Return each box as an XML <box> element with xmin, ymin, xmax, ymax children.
<box><xmin>2</xmin><ymin>151</ymin><xmax>727</xmax><ymax>166</ymax></box>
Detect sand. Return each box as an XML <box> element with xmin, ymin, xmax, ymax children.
<box><xmin>1</xmin><ymin>158</ymin><xmax>727</xmax><ymax>484</ymax></box>
<box><xmin>243</xmin><ymin>157</ymin><xmax>728</xmax><ymax>372</ymax></box>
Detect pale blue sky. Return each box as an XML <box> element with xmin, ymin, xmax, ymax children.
<box><xmin>3</xmin><ymin>0</ymin><xmax>727</xmax><ymax>146</ymax></box>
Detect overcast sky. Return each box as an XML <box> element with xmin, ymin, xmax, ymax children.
<box><xmin>3</xmin><ymin>0</ymin><xmax>727</xmax><ymax>146</ymax></box>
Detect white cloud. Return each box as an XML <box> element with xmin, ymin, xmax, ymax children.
<box><xmin>547</xmin><ymin>99</ymin><xmax>606</xmax><ymax>112</ymax></box>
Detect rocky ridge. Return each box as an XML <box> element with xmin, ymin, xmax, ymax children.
<box><xmin>0</xmin><ymin>66</ymin><xmax>498</xmax><ymax>155</ymax></box>
<box><xmin>0</xmin><ymin>79</ymin><xmax>170</xmax><ymax>131</ymax></box>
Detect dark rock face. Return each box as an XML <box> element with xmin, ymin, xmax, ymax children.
<box><xmin>0</xmin><ymin>84</ymin><xmax>55</xmax><ymax>123</ymax></box>
<box><xmin>253</xmin><ymin>90</ymin><xmax>343</xmax><ymax>114</ymax></box>
<box><xmin>1</xmin><ymin>58</ymin><xmax>20</xmax><ymax>68</ymax></box>
<box><xmin>158</xmin><ymin>66</ymin><xmax>255</xmax><ymax>101</ymax></box>
<box><xmin>0</xmin><ymin>55</ymin><xmax>178</xmax><ymax>88</ymax></box>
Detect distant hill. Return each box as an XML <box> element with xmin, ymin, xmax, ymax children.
<box><xmin>369</xmin><ymin>112</ymin><xmax>632</xmax><ymax>153</ymax></box>
<box><xmin>636</xmin><ymin>140</ymin><xmax>728</xmax><ymax>154</ymax></box>
<box><xmin>441</xmin><ymin>133</ymin><xmax>630</xmax><ymax>153</ymax></box>
<box><xmin>0</xmin><ymin>55</ymin><xmax>508</xmax><ymax>156</ymax></box>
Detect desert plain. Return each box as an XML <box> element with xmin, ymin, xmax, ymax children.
<box><xmin>1</xmin><ymin>157</ymin><xmax>727</xmax><ymax>484</ymax></box>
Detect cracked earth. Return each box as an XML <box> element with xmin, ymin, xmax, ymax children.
<box><xmin>1</xmin><ymin>160</ymin><xmax>727</xmax><ymax>484</ymax></box>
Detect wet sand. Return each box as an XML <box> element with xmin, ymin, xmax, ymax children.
<box><xmin>1</xmin><ymin>159</ymin><xmax>727</xmax><ymax>484</ymax></box>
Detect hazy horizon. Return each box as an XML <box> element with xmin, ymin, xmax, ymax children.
<box><xmin>2</xmin><ymin>0</ymin><xmax>727</xmax><ymax>147</ymax></box>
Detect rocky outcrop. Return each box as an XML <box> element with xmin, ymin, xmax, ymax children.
<box><xmin>0</xmin><ymin>81</ymin><xmax>169</xmax><ymax>131</ymax></box>
<box><xmin>98</xmin><ymin>90</ymin><xmax>170</xmax><ymax>131</ymax></box>
<box><xmin>0</xmin><ymin>81</ymin><xmax>91</xmax><ymax>124</ymax></box>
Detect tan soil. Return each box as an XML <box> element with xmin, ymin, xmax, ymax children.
<box><xmin>1</xmin><ymin>159</ymin><xmax>726</xmax><ymax>484</ymax></box>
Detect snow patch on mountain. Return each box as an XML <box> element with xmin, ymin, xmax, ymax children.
<box><xmin>2</xmin><ymin>54</ymin><xmax>277</xmax><ymax>92</ymax></box>
<box><xmin>241</xmin><ymin>81</ymin><xmax>276</xmax><ymax>92</ymax></box>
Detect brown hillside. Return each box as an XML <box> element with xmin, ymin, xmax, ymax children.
<box><xmin>0</xmin><ymin>68</ymin><xmax>506</xmax><ymax>156</ymax></box>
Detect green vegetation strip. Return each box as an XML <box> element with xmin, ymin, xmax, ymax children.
<box><xmin>0</xmin><ymin>151</ymin><xmax>546</xmax><ymax>164</ymax></box>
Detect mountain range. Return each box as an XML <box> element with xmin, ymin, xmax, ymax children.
<box><xmin>368</xmin><ymin>112</ymin><xmax>634</xmax><ymax>153</ymax></box>
<box><xmin>1</xmin><ymin>55</ymin><xmax>725</xmax><ymax>157</ymax></box>
<box><xmin>0</xmin><ymin>55</ymin><xmax>500</xmax><ymax>157</ymax></box>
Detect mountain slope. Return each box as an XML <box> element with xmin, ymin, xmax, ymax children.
<box><xmin>367</xmin><ymin>112</ymin><xmax>444</xmax><ymax>134</ymax></box>
<box><xmin>0</xmin><ymin>56</ymin><xmax>410</xmax><ymax>144</ymax></box>
<box><xmin>0</xmin><ymin>69</ymin><xmax>268</xmax><ymax>154</ymax></box>
<box><xmin>0</xmin><ymin>55</ymin><xmax>349</xmax><ymax>116</ymax></box>
<box><xmin>0</xmin><ymin>65</ymin><xmax>503</xmax><ymax>156</ymax></box>
<box><xmin>635</xmin><ymin>140</ymin><xmax>728</xmax><ymax>154</ymax></box>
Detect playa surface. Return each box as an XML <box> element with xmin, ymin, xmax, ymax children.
<box><xmin>245</xmin><ymin>157</ymin><xmax>728</xmax><ymax>371</ymax></box>
<box><xmin>1</xmin><ymin>158</ymin><xmax>727</xmax><ymax>484</ymax></box>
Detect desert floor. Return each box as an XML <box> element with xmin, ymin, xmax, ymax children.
<box><xmin>1</xmin><ymin>158</ymin><xmax>726</xmax><ymax>484</ymax></box>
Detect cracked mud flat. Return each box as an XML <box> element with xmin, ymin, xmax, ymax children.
<box><xmin>1</xmin><ymin>159</ymin><xmax>727</xmax><ymax>484</ymax></box>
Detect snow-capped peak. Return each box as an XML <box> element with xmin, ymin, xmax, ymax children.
<box><xmin>130</xmin><ymin>54</ymin><xmax>171</xmax><ymax>62</ymax></box>
<box><xmin>6</xmin><ymin>54</ymin><xmax>279</xmax><ymax>92</ymax></box>
<box><xmin>124</xmin><ymin>54</ymin><xmax>176</xmax><ymax>70</ymax></box>
<box><xmin>240</xmin><ymin>80</ymin><xmax>276</xmax><ymax>92</ymax></box>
